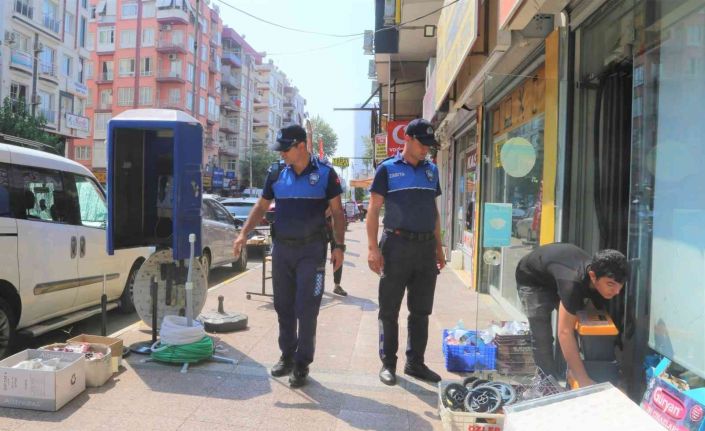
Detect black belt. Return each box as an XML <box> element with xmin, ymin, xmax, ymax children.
<box><xmin>274</xmin><ymin>230</ymin><xmax>328</xmax><ymax>246</ymax></box>
<box><xmin>384</xmin><ymin>228</ymin><xmax>435</xmax><ymax>242</ymax></box>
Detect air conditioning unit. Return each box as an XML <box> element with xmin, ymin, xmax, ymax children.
<box><xmin>160</xmin><ymin>24</ymin><xmax>172</xmax><ymax>31</ymax></box>
<box><xmin>168</xmin><ymin>53</ymin><xmax>178</xmax><ymax>60</ymax></box>
<box><xmin>4</xmin><ymin>31</ymin><xmax>16</xmax><ymax>44</ymax></box>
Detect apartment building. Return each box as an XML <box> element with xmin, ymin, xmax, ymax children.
<box><xmin>0</xmin><ymin>0</ymin><xmax>91</xmax><ymax>150</ymax></box>
<box><xmin>252</xmin><ymin>59</ymin><xmax>287</xmax><ymax>149</ymax></box>
<box><xmin>218</xmin><ymin>26</ymin><xmax>261</xmax><ymax>184</ymax></box>
<box><xmin>282</xmin><ymin>84</ymin><xmax>306</xmax><ymax>128</ymax></box>
<box><xmin>73</xmin><ymin>0</ymin><xmax>222</xmax><ymax>179</ymax></box>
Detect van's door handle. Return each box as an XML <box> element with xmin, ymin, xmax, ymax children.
<box><xmin>71</xmin><ymin>236</ymin><xmax>77</xmax><ymax>259</ymax></box>
<box><xmin>79</xmin><ymin>236</ymin><xmax>86</xmax><ymax>257</ymax></box>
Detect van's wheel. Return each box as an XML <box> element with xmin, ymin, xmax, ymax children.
<box><xmin>233</xmin><ymin>246</ymin><xmax>248</xmax><ymax>273</ymax></box>
<box><xmin>118</xmin><ymin>259</ymin><xmax>143</xmax><ymax>314</ymax></box>
<box><xmin>0</xmin><ymin>298</ymin><xmax>16</xmax><ymax>359</ymax></box>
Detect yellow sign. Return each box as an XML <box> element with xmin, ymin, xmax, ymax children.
<box><xmin>435</xmin><ymin>0</ymin><xmax>478</xmax><ymax>112</ymax></box>
<box><xmin>203</xmin><ymin>175</ymin><xmax>212</xmax><ymax>188</ymax></box>
<box><xmin>332</xmin><ymin>157</ymin><xmax>349</xmax><ymax>168</ymax></box>
<box><xmin>93</xmin><ymin>171</ymin><xmax>106</xmax><ymax>183</ymax></box>
<box><xmin>374</xmin><ymin>133</ymin><xmax>387</xmax><ymax>162</ymax></box>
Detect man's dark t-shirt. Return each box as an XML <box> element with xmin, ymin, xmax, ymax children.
<box><xmin>515</xmin><ymin>243</ymin><xmax>604</xmax><ymax>314</ymax></box>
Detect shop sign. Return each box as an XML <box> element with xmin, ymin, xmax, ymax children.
<box><xmin>499</xmin><ymin>0</ymin><xmax>522</xmax><ymax>29</ymax></box>
<box><xmin>386</xmin><ymin>120</ymin><xmax>409</xmax><ymax>156</ymax></box>
<box><xmin>482</xmin><ymin>203</ymin><xmax>512</xmax><ymax>247</ymax></box>
<box><xmin>202</xmin><ymin>174</ymin><xmax>212</xmax><ymax>188</ymax></box>
<box><xmin>72</xmin><ymin>82</ymin><xmax>89</xmax><ymax>97</ymax></box>
<box><xmin>65</xmin><ymin>113</ymin><xmax>90</xmax><ymax>132</ymax></box>
<box><xmin>225</xmin><ymin>170</ymin><xmax>236</xmax><ymax>179</ymax></box>
<box><xmin>374</xmin><ymin>133</ymin><xmax>387</xmax><ymax>161</ymax></box>
<box><xmin>93</xmin><ymin>171</ymin><xmax>106</xmax><ymax>184</ymax></box>
<box><xmin>332</xmin><ymin>157</ymin><xmax>349</xmax><ymax>168</ymax></box>
<box><xmin>212</xmin><ymin>168</ymin><xmax>224</xmax><ymax>188</ymax></box>
<box><xmin>434</xmin><ymin>0</ymin><xmax>478</xmax><ymax>111</ymax></box>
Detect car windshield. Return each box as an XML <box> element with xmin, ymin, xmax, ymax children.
<box><xmin>223</xmin><ymin>203</ymin><xmax>255</xmax><ymax>217</ymax></box>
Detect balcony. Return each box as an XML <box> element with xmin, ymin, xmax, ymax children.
<box><xmin>157</xmin><ymin>99</ymin><xmax>190</xmax><ymax>111</ymax></box>
<box><xmin>39</xmin><ymin>62</ymin><xmax>58</xmax><ymax>80</ymax></box>
<box><xmin>38</xmin><ymin>109</ymin><xmax>56</xmax><ymax>124</ymax></box>
<box><xmin>96</xmin><ymin>13</ymin><xmax>116</xmax><ymax>24</ymax></box>
<box><xmin>42</xmin><ymin>14</ymin><xmax>61</xmax><ymax>33</ymax></box>
<box><xmin>220</xmin><ymin>119</ymin><xmax>238</xmax><ymax>133</ymax></box>
<box><xmin>204</xmin><ymin>137</ymin><xmax>216</xmax><ymax>148</ymax></box>
<box><xmin>96</xmin><ymin>43</ymin><xmax>115</xmax><ymax>55</ymax></box>
<box><xmin>156</xmin><ymin>69</ymin><xmax>186</xmax><ymax>83</ymax></box>
<box><xmin>219</xmin><ymin>145</ymin><xmax>238</xmax><ymax>157</ymax></box>
<box><xmin>222</xmin><ymin>51</ymin><xmax>241</xmax><ymax>68</ymax></box>
<box><xmin>156</xmin><ymin>7</ymin><xmax>189</xmax><ymax>25</ymax></box>
<box><xmin>208</xmin><ymin>60</ymin><xmax>219</xmax><ymax>74</ymax></box>
<box><xmin>95</xmin><ymin>102</ymin><xmax>113</xmax><ymax>112</ymax></box>
<box><xmin>95</xmin><ymin>72</ymin><xmax>114</xmax><ymax>84</ymax></box>
<box><xmin>284</xmin><ymin>101</ymin><xmax>294</xmax><ymax>111</ymax></box>
<box><xmin>156</xmin><ymin>37</ymin><xmax>187</xmax><ymax>54</ymax></box>
<box><xmin>221</xmin><ymin>97</ymin><xmax>241</xmax><ymax>111</ymax></box>
<box><xmin>253</xmin><ymin>99</ymin><xmax>268</xmax><ymax>109</ymax></box>
<box><xmin>221</xmin><ymin>73</ymin><xmax>240</xmax><ymax>89</ymax></box>
<box><xmin>10</xmin><ymin>49</ymin><xmax>33</xmax><ymax>71</ymax></box>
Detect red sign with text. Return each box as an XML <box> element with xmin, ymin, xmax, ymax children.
<box><xmin>386</xmin><ymin>120</ymin><xmax>409</xmax><ymax>156</ymax></box>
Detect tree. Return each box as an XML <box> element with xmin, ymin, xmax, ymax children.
<box><xmin>241</xmin><ymin>143</ymin><xmax>279</xmax><ymax>189</ymax></box>
<box><xmin>309</xmin><ymin>115</ymin><xmax>338</xmax><ymax>157</ymax></box>
<box><xmin>0</xmin><ymin>97</ymin><xmax>62</xmax><ymax>153</ymax></box>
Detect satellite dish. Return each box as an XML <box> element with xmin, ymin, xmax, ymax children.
<box><xmin>133</xmin><ymin>249</ymin><xmax>208</xmax><ymax>329</ymax></box>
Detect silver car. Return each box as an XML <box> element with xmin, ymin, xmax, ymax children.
<box><xmin>201</xmin><ymin>195</ymin><xmax>248</xmax><ymax>281</ymax></box>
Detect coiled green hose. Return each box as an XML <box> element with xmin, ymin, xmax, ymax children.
<box><xmin>150</xmin><ymin>336</ymin><xmax>214</xmax><ymax>363</ymax></box>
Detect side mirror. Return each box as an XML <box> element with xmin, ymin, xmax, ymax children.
<box><xmin>233</xmin><ymin>217</ymin><xmax>243</xmax><ymax>228</ymax></box>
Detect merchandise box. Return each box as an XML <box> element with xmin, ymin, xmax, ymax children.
<box><xmin>0</xmin><ymin>349</ymin><xmax>85</xmax><ymax>411</ymax></box>
<box><xmin>67</xmin><ymin>334</ymin><xmax>123</xmax><ymax>373</ymax></box>
<box><xmin>641</xmin><ymin>358</ymin><xmax>705</xmax><ymax>431</ymax></box>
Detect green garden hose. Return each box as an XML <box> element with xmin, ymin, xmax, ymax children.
<box><xmin>150</xmin><ymin>336</ymin><xmax>214</xmax><ymax>363</ymax></box>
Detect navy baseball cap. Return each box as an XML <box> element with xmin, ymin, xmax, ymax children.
<box><xmin>405</xmin><ymin>118</ymin><xmax>438</xmax><ymax>147</ymax></box>
<box><xmin>270</xmin><ymin>124</ymin><xmax>307</xmax><ymax>151</ymax></box>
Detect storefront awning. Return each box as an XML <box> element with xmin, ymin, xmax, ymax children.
<box><xmin>349</xmin><ymin>178</ymin><xmax>373</xmax><ymax>189</ymax></box>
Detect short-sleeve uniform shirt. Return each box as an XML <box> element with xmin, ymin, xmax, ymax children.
<box><xmin>370</xmin><ymin>153</ymin><xmax>441</xmax><ymax>233</ymax></box>
<box><xmin>263</xmin><ymin>157</ymin><xmax>342</xmax><ymax>239</ymax></box>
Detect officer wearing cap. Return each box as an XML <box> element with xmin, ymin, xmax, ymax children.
<box><xmin>366</xmin><ymin>118</ymin><xmax>446</xmax><ymax>386</ymax></box>
<box><xmin>234</xmin><ymin>124</ymin><xmax>345</xmax><ymax>388</ymax></box>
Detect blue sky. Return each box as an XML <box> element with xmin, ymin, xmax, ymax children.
<box><xmin>215</xmin><ymin>0</ymin><xmax>375</xmax><ymax>159</ymax></box>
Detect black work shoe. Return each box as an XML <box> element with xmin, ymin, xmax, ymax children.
<box><xmin>270</xmin><ymin>356</ymin><xmax>294</xmax><ymax>377</ymax></box>
<box><xmin>333</xmin><ymin>285</ymin><xmax>348</xmax><ymax>296</ymax></box>
<box><xmin>404</xmin><ymin>362</ymin><xmax>441</xmax><ymax>383</ymax></box>
<box><xmin>379</xmin><ymin>366</ymin><xmax>397</xmax><ymax>386</ymax></box>
<box><xmin>289</xmin><ymin>364</ymin><xmax>309</xmax><ymax>388</ymax></box>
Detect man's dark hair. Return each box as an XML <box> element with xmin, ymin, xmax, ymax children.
<box><xmin>589</xmin><ymin>249</ymin><xmax>628</xmax><ymax>283</ymax></box>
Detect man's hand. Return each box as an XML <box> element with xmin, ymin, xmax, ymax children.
<box><xmin>368</xmin><ymin>247</ymin><xmax>384</xmax><ymax>275</ymax></box>
<box><xmin>436</xmin><ymin>245</ymin><xmax>446</xmax><ymax>270</ymax></box>
<box><xmin>576</xmin><ymin>375</ymin><xmax>596</xmax><ymax>388</ymax></box>
<box><xmin>233</xmin><ymin>235</ymin><xmax>247</xmax><ymax>259</ymax></box>
<box><xmin>331</xmin><ymin>247</ymin><xmax>343</xmax><ymax>271</ymax></box>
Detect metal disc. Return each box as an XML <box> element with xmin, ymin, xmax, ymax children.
<box><xmin>464</xmin><ymin>385</ymin><xmax>503</xmax><ymax>413</ymax></box>
<box><xmin>443</xmin><ymin>383</ymin><xmax>468</xmax><ymax>411</ymax></box>
<box><xmin>483</xmin><ymin>381</ymin><xmax>517</xmax><ymax>406</ymax></box>
<box><xmin>133</xmin><ymin>249</ymin><xmax>207</xmax><ymax>329</ymax></box>
<box><xmin>199</xmin><ymin>311</ymin><xmax>248</xmax><ymax>333</ymax></box>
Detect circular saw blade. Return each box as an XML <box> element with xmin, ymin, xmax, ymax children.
<box><xmin>133</xmin><ymin>249</ymin><xmax>208</xmax><ymax>329</ymax></box>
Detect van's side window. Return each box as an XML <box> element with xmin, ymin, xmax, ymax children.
<box><xmin>0</xmin><ymin>164</ymin><xmax>11</xmax><ymax>218</ymax></box>
<box><xmin>10</xmin><ymin>165</ymin><xmax>76</xmax><ymax>224</ymax></box>
<box><xmin>73</xmin><ymin>175</ymin><xmax>107</xmax><ymax>228</ymax></box>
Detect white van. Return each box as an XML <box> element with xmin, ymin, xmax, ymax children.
<box><xmin>0</xmin><ymin>142</ymin><xmax>151</xmax><ymax>357</ymax></box>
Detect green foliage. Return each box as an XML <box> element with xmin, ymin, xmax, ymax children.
<box><xmin>354</xmin><ymin>187</ymin><xmax>366</xmax><ymax>202</ymax></box>
<box><xmin>0</xmin><ymin>98</ymin><xmax>62</xmax><ymax>153</ymax></box>
<box><xmin>362</xmin><ymin>135</ymin><xmax>374</xmax><ymax>160</ymax></box>
<box><xmin>309</xmin><ymin>115</ymin><xmax>338</xmax><ymax>157</ymax></box>
<box><xmin>241</xmin><ymin>144</ymin><xmax>279</xmax><ymax>189</ymax></box>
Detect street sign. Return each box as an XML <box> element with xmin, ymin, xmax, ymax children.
<box><xmin>332</xmin><ymin>157</ymin><xmax>350</xmax><ymax>168</ymax></box>
<box><xmin>374</xmin><ymin>133</ymin><xmax>387</xmax><ymax>162</ymax></box>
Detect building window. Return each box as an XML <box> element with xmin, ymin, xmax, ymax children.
<box><xmin>200</xmin><ymin>71</ymin><xmax>207</xmax><ymax>89</ymax></box>
<box><xmin>64</xmin><ymin>12</ymin><xmax>75</xmax><ymax>36</ymax></box>
<box><xmin>38</xmin><ymin>91</ymin><xmax>55</xmax><ymax>123</ymax></box>
<box><xmin>99</xmin><ymin>89</ymin><xmax>112</xmax><ymax>109</ymax></box>
<box><xmin>39</xmin><ymin>46</ymin><xmax>56</xmax><ymax>77</ymax></box>
<box><xmin>118</xmin><ymin>58</ymin><xmax>135</xmax><ymax>77</ymax></box>
<box><xmin>187</xmin><ymin>91</ymin><xmax>193</xmax><ymax>110</ymax></box>
<box><xmin>84</xmin><ymin>60</ymin><xmax>93</xmax><ymax>80</ymax></box>
<box><xmin>75</xmin><ymin>146</ymin><xmax>91</xmax><ymax>161</ymax></box>
<box><xmin>140</xmin><ymin>57</ymin><xmax>153</xmax><ymax>76</ymax></box>
<box><xmin>121</xmin><ymin>2</ymin><xmax>137</xmax><ymax>18</ymax></box>
<box><xmin>117</xmin><ymin>88</ymin><xmax>133</xmax><ymax>106</ymax></box>
<box><xmin>62</xmin><ymin>55</ymin><xmax>72</xmax><ymax>77</ymax></box>
<box><xmin>98</xmin><ymin>27</ymin><xmax>115</xmax><ymax>50</ymax></box>
<box><xmin>169</xmin><ymin>88</ymin><xmax>180</xmax><ymax>104</ymax></box>
<box><xmin>10</xmin><ymin>83</ymin><xmax>28</xmax><ymax>105</ymax></box>
<box><xmin>187</xmin><ymin>63</ymin><xmax>195</xmax><ymax>82</ymax></box>
<box><xmin>142</xmin><ymin>1</ymin><xmax>155</xmax><ymax>17</ymax></box>
<box><xmin>188</xmin><ymin>35</ymin><xmax>195</xmax><ymax>53</ymax></box>
<box><xmin>95</xmin><ymin>113</ymin><xmax>111</xmax><ymax>131</ymax></box>
<box><xmin>199</xmin><ymin>97</ymin><xmax>205</xmax><ymax>115</ymax></box>
<box><xmin>86</xmin><ymin>30</ymin><xmax>94</xmax><ymax>50</ymax></box>
<box><xmin>15</xmin><ymin>0</ymin><xmax>34</xmax><ymax>19</ymax></box>
<box><xmin>86</xmin><ymin>89</ymin><xmax>92</xmax><ymax>107</ymax></box>
<box><xmin>142</xmin><ymin>28</ymin><xmax>154</xmax><ymax>47</ymax></box>
<box><xmin>119</xmin><ymin>29</ymin><xmax>136</xmax><ymax>48</ymax></box>
<box><xmin>79</xmin><ymin>17</ymin><xmax>87</xmax><ymax>47</ymax></box>
<box><xmin>81</xmin><ymin>0</ymin><xmax>88</xmax><ymax>9</ymax></box>
<box><xmin>139</xmin><ymin>87</ymin><xmax>153</xmax><ymax>105</ymax></box>
<box><xmin>201</xmin><ymin>45</ymin><xmax>207</xmax><ymax>62</ymax></box>
<box><xmin>42</xmin><ymin>0</ymin><xmax>60</xmax><ymax>33</ymax></box>
<box><xmin>101</xmin><ymin>60</ymin><xmax>113</xmax><ymax>80</ymax></box>
<box><xmin>171</xmin><ymin>30</ymin><xmax>183</xmax><ymax>45</ymax></box>
<box><xmin>687</xmin><ymin>25</ymin><xmax>704</xmax><ymax>47</ymax></box>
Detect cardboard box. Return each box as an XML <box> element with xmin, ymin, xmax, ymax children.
<box><xmin>0</xmin><ymin>349</ymin><xmax>85</xmax><ymax>411</ymax></box>
<box><xmin>641</xmin><ymin>358</ymin><xmax>705</xmax><ymax>431</ymax></box>
<box><xmin>41</xmin><ymin>343</ymin><xmax>112</xmax><ymax>387</ymax></box>
<box><xmin>67</xmin><ymin>334</ymin><xmax>123</xmax><ymax>373</ymax></box>
<box><xmin>438</xmin><ymin>380</ymin><xmax>504</xmax><ymax>431</ymax></box>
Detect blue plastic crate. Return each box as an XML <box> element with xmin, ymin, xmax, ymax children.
<box><xmin>442</xmin><ymin>329</ymin><xmax>497</xmax><ymax>372</ymax></box>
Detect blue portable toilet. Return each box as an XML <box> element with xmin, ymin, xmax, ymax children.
<box><xmin>106</xmin><ymin>109</ymin><xmax>202</xmax><ymax>261</ymax></box>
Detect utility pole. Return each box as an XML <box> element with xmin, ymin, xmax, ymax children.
<box><xmin>191</xmin><ymin>0</ymin><xmax>200</xmax><ymax>117</ymax></box>
<box><xmin>31</xmin><ymin>34</ymin><xmax>41</xmax><ymax>117</ymax></box>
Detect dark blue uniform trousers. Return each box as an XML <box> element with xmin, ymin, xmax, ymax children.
<box><xmin>378</xmin><ymin>233</ymin><xmax>438</xmax><ymax>368</ymax></box>
<box><xmin>271</xmin><ymin>240</ymin><xmax>327</xmax><ymax>367</ymax></box>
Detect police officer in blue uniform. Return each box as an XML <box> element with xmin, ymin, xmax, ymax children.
<box><xmin>234</xmin><ymin>125</ymin><xmax>345</xmax><ymax>388</ymax></box>
<box><xmin>366</xmin><ymin>118</ymin><xmax>446</xmax><ymax>386</ymax></box>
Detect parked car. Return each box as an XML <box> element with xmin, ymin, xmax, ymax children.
<box><xmin>0</xmin><ymin>143</ymin><xmax>151</xmax><ymax>358</ymax></box>
<box><xmin>515</xmin><ymin>206</ymin><xmax>538</xmax><ymax>241</ymax></box>
<box><xmin>220</xmin><ymin>197</ymin><xmax>271</xmax><ymax>251</ymax></box>
<box><xmin>201</xmin><ymin>195</ymin><xmax>248</xmax><ymax>281</ymax></box>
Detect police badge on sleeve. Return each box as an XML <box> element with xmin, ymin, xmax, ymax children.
<box><xmin>425</xmin><ymin>168</ymin><xmax>434</xmax><ymax>183</ymax></box>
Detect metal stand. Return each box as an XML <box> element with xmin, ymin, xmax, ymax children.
<box><xmin>129</xmin><ymin>277</ymin><xmax>159</xmax><ymax>355</ymax></box>
<box><xmin>100</xmin><ymin>274</ymin><xmax>108</xmax><ymax>336</ymax></box>
<box><xmin>246</xmin><ymin>250</ymin><xmax>273</xmax><ymax>300</ymax></box>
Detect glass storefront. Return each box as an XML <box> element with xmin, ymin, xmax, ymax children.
<box><xmin>479</xmin><ymin>68</ymin><xmax>546</xmax><ymax>312</ymax></box>
<box><xmin>451</xmin><ymin>131</ymin><xmax>478</xmax><ymax>277</ymax></box>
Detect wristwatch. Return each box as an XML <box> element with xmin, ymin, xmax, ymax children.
<box><xmin>333</xmin><ymin>243</ymin><xmax>346</xmax><ymax>252</ymax></box>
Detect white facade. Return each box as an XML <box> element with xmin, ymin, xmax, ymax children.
<box><xmin>0</xmin><ymin>0</ymin><xmax>91</xmax><ymax>148</ymax></box>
